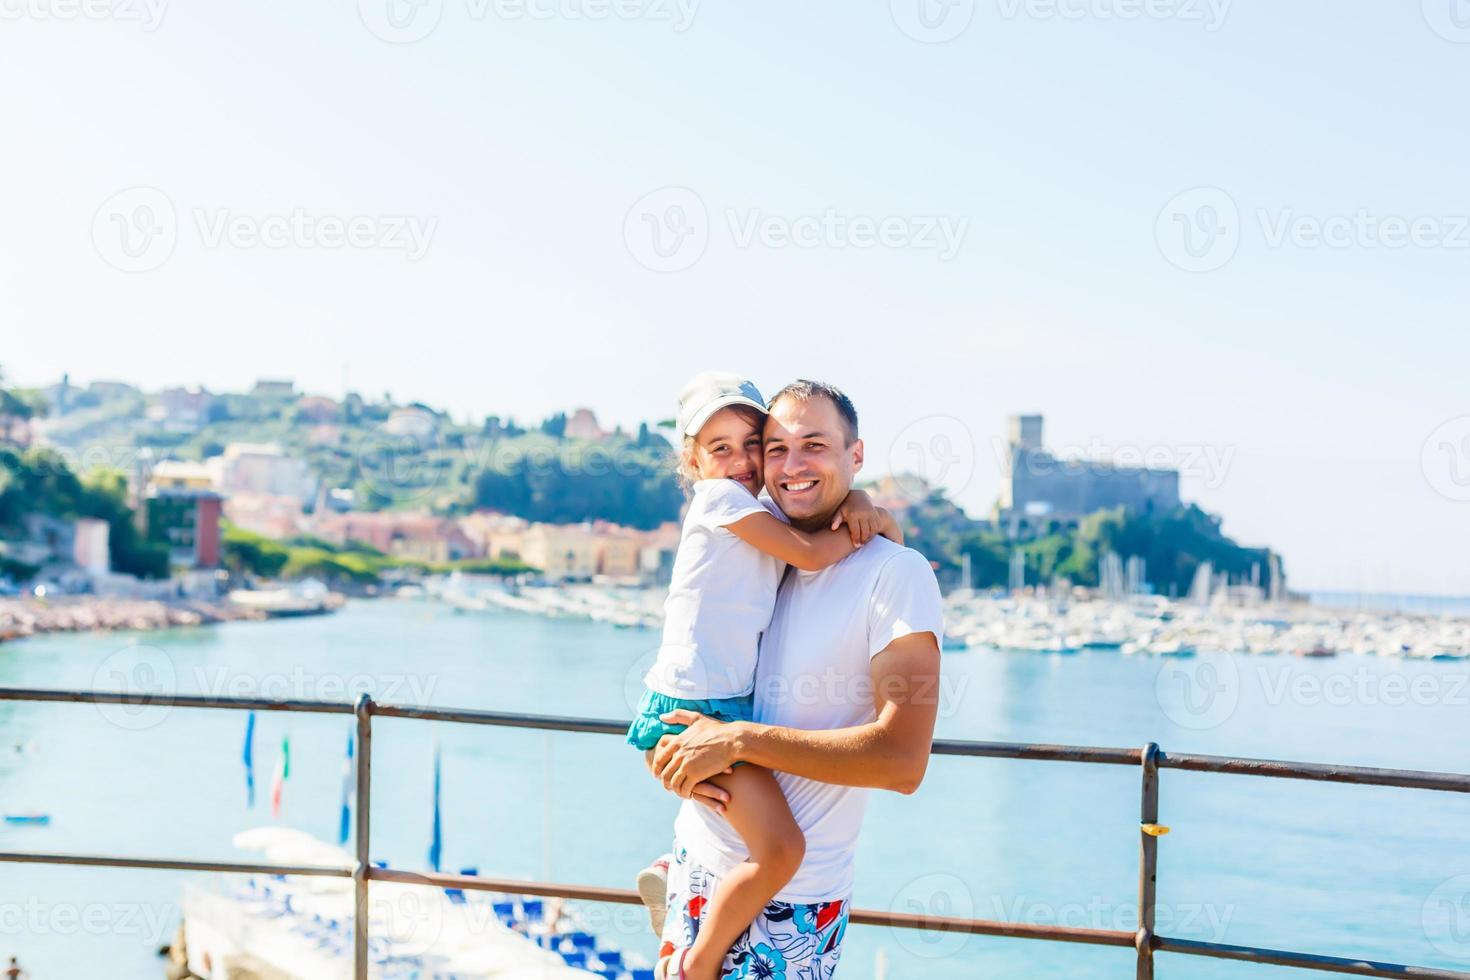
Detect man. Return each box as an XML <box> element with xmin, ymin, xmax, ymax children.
<box><xmin>651</xmin><ymin>380</ymin><xmax>944</xmax><ymax>978</ymax></box>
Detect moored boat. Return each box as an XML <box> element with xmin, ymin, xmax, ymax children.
<box><xmin>3</xmin><ymin>813</ymin><xmax>50</xmax><ymax>826</ymax></box>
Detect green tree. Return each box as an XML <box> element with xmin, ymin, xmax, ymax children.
<box><xmin>222</xmin><ymin>524</ymin><xmax>290</xmax><ymax>578</ymax></box>
<box><xmin>78</xmin><ymin>468</ymin><xmax>169</xmax><ymax>578</ymax></box>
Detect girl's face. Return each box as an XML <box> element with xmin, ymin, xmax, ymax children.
<box><xmin>689</xmin><ymin>406</ymin><xmax>764</xmax><ymax>492</ymax></box>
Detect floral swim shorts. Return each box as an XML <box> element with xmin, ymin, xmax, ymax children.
<box><xmin>660</xmin><ymin>842</ymin><xmax>850</xmax><ymax>980</ymax></box>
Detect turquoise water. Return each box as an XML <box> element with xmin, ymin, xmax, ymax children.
<box><xmin>1</xmin><ymin>599</ymin><xmax>1467</xmax><ymax>978</ymax></box>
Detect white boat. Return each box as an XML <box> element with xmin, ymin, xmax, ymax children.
<box><xmin>230</xmin><ymin>579</ymin><xmax>343</xmax><ymax>618</ymax></box>
<box><xmin>1149</xmin><ymin>640</ymin><xmax>1197</xmax><ymax>658</ymax></box>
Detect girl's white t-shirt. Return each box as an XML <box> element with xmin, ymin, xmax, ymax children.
<box><xmin>643</xmin><ymin>478</ymin><xmax>786</xmax><ymax>700</ymax></box>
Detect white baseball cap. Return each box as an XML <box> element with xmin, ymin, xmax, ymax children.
<box><xmin>676</xmin><ymin>371</ymin><xmax>767</xmax><ymax>437</ymax></box>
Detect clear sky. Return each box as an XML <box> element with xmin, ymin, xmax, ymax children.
<box><xmin>3</xmin><ymin>1</ymin><xmax>1467</xmax><ymax>594</ymax></box>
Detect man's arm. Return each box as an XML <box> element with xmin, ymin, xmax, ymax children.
<box><xmin>653</xmin><ymin>629</ymin><xmax>941</xmax><ymax>797</ymax></box>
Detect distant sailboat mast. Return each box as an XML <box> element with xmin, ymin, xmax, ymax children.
<box><xmin>1189</xmin><ymin>562</ymin><xmax>1214</xmax><ymax>606</ymax></box>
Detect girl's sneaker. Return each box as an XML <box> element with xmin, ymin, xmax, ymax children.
<box><xmin>636</xmin><ymin>854</ymin><xmax>672</xmax><ymax>937</ymax></box>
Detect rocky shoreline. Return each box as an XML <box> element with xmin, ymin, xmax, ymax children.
<box><xmin>0</xmin><ymin>596</ymin><xmax>279</xmax><ymax>642</ymax></box>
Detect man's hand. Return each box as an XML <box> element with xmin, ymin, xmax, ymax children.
<box><xmin>651</xmin><ymin>710</ymin><xmax>742</xmax><ymax>801</ymax></box>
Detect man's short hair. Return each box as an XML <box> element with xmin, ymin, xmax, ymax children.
<box><xmin>767</xmin><ymin>379</ymin><xmax>859</xmax><ymax>445</ymax></box>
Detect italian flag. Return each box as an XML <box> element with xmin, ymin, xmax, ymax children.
<box><xmin>271</xmin><ymin>735</ymin><xmax>291</xmax><ymax>818</ymax></box>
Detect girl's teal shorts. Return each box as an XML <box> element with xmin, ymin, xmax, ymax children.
<box><xmin>625</xmin><ymin>688</ymin><xmax>754</xmax><ymax>751</ymax></box>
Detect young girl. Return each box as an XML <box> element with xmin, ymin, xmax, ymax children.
<box><xmin>626</xmin><ymin>371</ymin><xmax>903</xmax><ymax>980</ymax></box>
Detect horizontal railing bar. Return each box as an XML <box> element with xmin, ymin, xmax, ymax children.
<box><xmin>1159</xmin><ymin>753</ymin><xmax>1470</xmax><ymax>793</ymax></box>
<box><xmin>343</xmin><ymin>868</ymin><xmax>1141</xmax><ymax>948</ymax></box>
<box><xmin>5</xmin><ymin>687</ymin><xmax>1468</xmax><ymax>791</ymax></box>
<box><xmin>931</xmin><ymin>739</ymin><xmax>1142</xmax><ymax>765</ymax></box>
<box><xmin>0</xmin><ymin>851</ymin><xmax>353</xmax><ymax>878</ymax></box>
<box><xmin>0</xmin><ymin>854</ymin><xmax>1131</xmax><ymax>946</ymax></box>
<box><xmin>371</xmin><ymin>703</ymin><xmax>627</xmax><ymax>735</ymax></box>
<box><xmin>1156</xmin><ymin>935</ymin><xmax>1470</xmax><ymax>979</ymax></box>
<box><xmin>845</xmin><ymin>908</ymin><xmax>1135</xmax><ymax>947</ymax></box>
<box><xmin>3</xmin><ymin>853</ymin><xmax>1462</xmax><ymax>977</ymax></box>
<box><xmin>0</xmin><ymin>687</ymin><xmax>354</xmax><ymax>715</ymax></box>
<box><xmin>371</xmin><ymin>867</ymin><xmax>641</xmax><ymax>904</ymax></box>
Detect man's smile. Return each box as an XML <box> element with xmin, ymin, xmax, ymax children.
<box><xmin>781</xmin><ymin>479</ymin><xmax>819</xmax><ymax>495</ymax></box>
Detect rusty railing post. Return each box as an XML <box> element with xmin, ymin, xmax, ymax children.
<box><xmin>1136</xmin><ymin>742</ymin><xmax>1162</xmax><ymax>980</ymax></box>
<box><xmin>353</xmin><ymin>693</ymin><xmax>374</xmax><ymax>980</ymax></box>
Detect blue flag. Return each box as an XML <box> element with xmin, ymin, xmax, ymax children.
<box><xmin>428</xmin><ymin>742</ymin><xmax>442</xmax><ymax>872</ymax></box>
<box><xmin>242</xmin><ymin>711</ymin><xmax>256</xmax><ymax>808</ymax></box>
<box><xmin>339</xmin><ymin>731</ymin><xmax>355</xmax><ymax>846</ymax></box>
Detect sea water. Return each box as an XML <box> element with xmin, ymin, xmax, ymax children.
<box><xmin>0</xmin><ymin>598</ymin><xmax>1465</xmax><ymax>978</ymax></box>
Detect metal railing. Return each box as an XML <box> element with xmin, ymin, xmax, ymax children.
<box><xmin>1</xmin><ymin>685</ymin><xmax>1467</xmax><ymax>980</ymax></box>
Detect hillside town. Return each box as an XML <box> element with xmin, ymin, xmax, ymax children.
<box><xmin>126</xmin><ymin>450</ymin><xmax>681</xmax><ymax>587</ymax></box>
<box><xmin>0</xmin><ymin>375</ymin><xmax>690</xmax><ymax>639</ymax></box>
<box><xmin>1</xmin><ymin>372</ymin><xmax>1302</xmax><ymax>644</ymax></box>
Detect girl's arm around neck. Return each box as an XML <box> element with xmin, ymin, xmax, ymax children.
<box><xmin>724</xmin><ymin>511</ymin><xmax>858</xmax><ymax>572</ymax></box>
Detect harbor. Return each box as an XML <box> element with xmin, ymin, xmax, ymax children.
<box><xmin>425</xmin><ymin>570</ymin><xmax>1470</xmax><ymax>661</ymax></box>
<box><xmin>941</xmin><ymin>592</ymin><xmax>1470</xmax><ymax>660</ymax></box>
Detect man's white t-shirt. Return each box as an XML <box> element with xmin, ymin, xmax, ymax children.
<box><xmin>644</xmin><ymin>479</ymin><xmax>785</xmax><ymax>700</ymax></box>
<box><xmin>674</xmin><ymin>536</ymin><xmax>945</xmax><ymax>902</ymax></box>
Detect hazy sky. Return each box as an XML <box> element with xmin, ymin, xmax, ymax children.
<box><xmin>3</xmin><ymin>1</ymin><xmax>1468</xmax><ymax>594</ymax></box>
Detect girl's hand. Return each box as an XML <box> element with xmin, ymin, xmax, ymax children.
<box><xmin>691</xmin><ymin>782</ymin><xmax>731</xmax><ymax>816</ymax></box>
<box><xmin>648</xmin><ymin>745</ymin><xmax>730</xmax><ymax>814</ymax></box>
<box><xmin>878</xmin><ymin>508</ymin><xmax>905</xmax><ymax>546</ymax></box>
<box><xmin>832</xmin><ymin>489</ymin><xmax>883</xmax><ymax>546</ymax></box>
